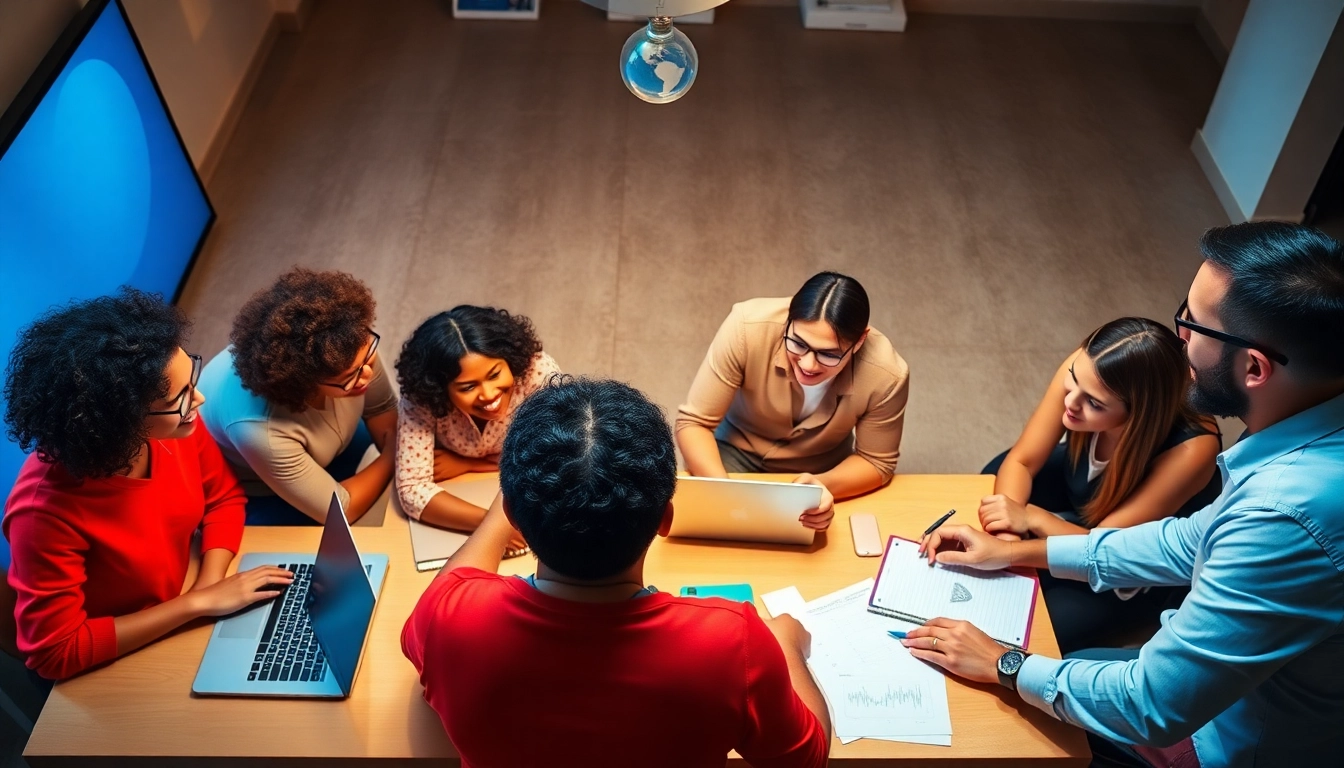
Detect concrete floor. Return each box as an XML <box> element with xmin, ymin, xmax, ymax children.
<box><xmin>180</xmin><ymin>0</ymin><xmax>1232</xmax><ymax>476</ymax></box>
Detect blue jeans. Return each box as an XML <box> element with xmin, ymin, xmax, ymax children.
<box><xmin>243</xmin><ymin>421</ymin><xmax>373</xmax><ymax>526</ymax></box>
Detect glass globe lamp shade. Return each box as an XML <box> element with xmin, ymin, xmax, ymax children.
<box><xmin>619</xmin><ymin>17</ymin><xmax>699</xmax><ymax>104</ymax></box>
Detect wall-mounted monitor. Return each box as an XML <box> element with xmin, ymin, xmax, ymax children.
<box><xmin>0</xmin><ymin>0</ymin><xmax>214</xmax><ymax>555</ymax></box>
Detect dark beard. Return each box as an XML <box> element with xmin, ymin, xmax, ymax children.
<box><xmin>1188</xmin><ymin>345</ymin><xmax>1249</xmax><ymax>419</ymax></box>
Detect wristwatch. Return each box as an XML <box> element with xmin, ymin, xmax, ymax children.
<box><xmin>996</xmin><ymin>649</ymin><xmax>1028</xmax><ymax>691</ymax></box>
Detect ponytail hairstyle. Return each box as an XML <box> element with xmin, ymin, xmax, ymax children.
<box><xmin>787</xmin><ymin>272</ymin><xmax>870</xmax><ymax>347</ymax></box>
<box><xmin>1066</xmin><ymin>317</ymin><xmax>1204</xmax><ymax>525</ymax></box>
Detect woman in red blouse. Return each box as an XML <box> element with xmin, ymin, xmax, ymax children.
<box><xmin>3</xmin><ymin>289</ymin><xmax>293</xmax><ymax>680</ymax></box>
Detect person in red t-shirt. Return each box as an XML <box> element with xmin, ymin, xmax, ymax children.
<box><xmin>3</xmin><ymin>289</ymin><xmax>295</xmax><ymax>681</ymax></box>
<box><xmin>402</xmin><ymin>376</ymin><xmax>832</xmax><ymax>768</ymax></box>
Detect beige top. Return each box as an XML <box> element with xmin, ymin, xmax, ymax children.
<box><xmin>676</xmin><ymin>297</ymin><xmax>909</xmax><ymax>479</ymax></box>
<box><xmin>394</xmin><ymin>352</ymin><xmax>561</xmax><ymax>519</ymax></box>
<box><xmin>198</xmin><ymin>347</ymin><xmax>398</xmax><ymax>518</ymax></box>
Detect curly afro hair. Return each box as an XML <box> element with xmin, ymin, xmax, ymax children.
<box><xmin>396</xmin><ymin>306</ymin><xmax>543</xmax><ymax>419</ymax></box>
<box><xmin>499</xmin><ymin>377</ymin><xmax>677</xmax><ymax>580</ymax></box>
<box><xmin>4</xmin><ymin>288</ymin><xmax>188</xmax><ymax>480</ymax></box>
<box><xmin>230</xmin><ymin>268</ymin><xmax>376</xmax><ymax>412</ymax></box>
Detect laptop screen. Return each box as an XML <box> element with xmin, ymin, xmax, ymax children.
<box><xmin>307</xmin><ymin>495</ymin><xmax>376</xmax><ymax>695</ymax></box>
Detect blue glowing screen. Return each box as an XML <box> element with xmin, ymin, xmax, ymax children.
<box><xmin>0</xmin><ymin>0</ymin><xmax>213</xmax><ymax>564</ymax></box>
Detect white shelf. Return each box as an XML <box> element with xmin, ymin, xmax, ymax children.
<box><xmin>800</xmin><ymin>0</ymin><xmax>906</xmax><ymax>32</ymax></box>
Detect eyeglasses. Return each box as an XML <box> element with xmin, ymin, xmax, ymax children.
<box><xmin>148</xmin><ymin>353</ymin><xmax>203</xmax><ymax>419</ymax></box>
<box><xmin>1174</xmin><ymin>300</ymin><xmax>1288</xmax><ymax>366</ymax></box>
<box><xmin>783</xmin><ymin>324</ymin><xmax>856</xmax><ymax>368</ymax></box>
<box><xmin>319</xmin><ymin>330</ymin><xmax>380</xmax><ymax>392</ymax></box>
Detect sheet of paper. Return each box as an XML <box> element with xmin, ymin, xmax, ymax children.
<box><xmin>870</xmin><ymin>537</ymin><xmax>1038</xmax><ymax>648</ymax></box>
<box><xmin>787</xmin><ymin>580</ymin><xmax>952</xmax><ymax>746</ymax></box>
<box><xmin>762</xmin><ymin>586</ymin><xmax>807</xmax><ymax>618</ymax></box>
<box><xmin>438</xmin><ymin>477</ymin><xmax>501</xmax><ymax>508</ymax></box>
<box><xmin>841</xmin><ymin>733</ymin><xmax>953</xmax><ymax>746</ymax></box>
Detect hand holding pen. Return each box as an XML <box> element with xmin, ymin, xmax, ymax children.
<box><xmin>916</xmin><ymin>509</ymin><xmax>955</xmax><ymax>554</ymax></box>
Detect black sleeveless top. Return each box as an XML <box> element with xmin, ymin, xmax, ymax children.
<box><xmin>1058</xmin><ymin>419</ymin><xmax>1222</xmax><ymax>527</ymax></box>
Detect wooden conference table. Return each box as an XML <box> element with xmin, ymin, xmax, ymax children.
<box><xmin>25</xmin><ymin>474</ymin><xmax>1090</xmax><ymax>767</ymax></box>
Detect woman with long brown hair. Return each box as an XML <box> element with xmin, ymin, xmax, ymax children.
<box><xmin>980</xmin><ymin>317</ymin><xmax>1221</xmax><ymax>653</ymax></box>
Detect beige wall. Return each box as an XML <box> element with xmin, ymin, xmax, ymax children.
<box><xmin>121</xmin><ymin>0</ymin><xmax>274</xmax><ymax>168</ymax></box>
<box><xmin>1</xmin><ymin>0</ymin><xmax>290</xmax><ymax>176</ymax></box>
<box><xmin>1200</xmin><ymin>0</ymin><xmax>1249</xmax><ymax>56</ymax></box>
<box><xmin>0</xmin><ymin>0</ymin><xmax>84</xmax><ymax>112</ymax></box>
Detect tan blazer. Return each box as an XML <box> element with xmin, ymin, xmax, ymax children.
<box><xmin>676</xmin><ymin>297</ymin><xmax>909</xmax><ymax>479</ymax></box>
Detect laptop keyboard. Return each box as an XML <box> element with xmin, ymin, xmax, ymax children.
<box><xmin>249</xmin><ymin>563</ymin><xmax>326</xmax><ymax>683</ymax></box>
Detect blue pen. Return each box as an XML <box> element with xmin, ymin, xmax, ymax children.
<box><xmin>887</xmin><ymin>630</ymin><xmax>908</xmax><ymax>639</ymax></box>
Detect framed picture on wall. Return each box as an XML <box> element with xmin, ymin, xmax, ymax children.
<box><xmin>452</xmin><ymin>0</ymin><xmax>540</xmax><ymax>20</ymax></box>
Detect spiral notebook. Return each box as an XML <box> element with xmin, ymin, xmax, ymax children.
<box><xmin>867</xmin><ymin>536</ymin><xmax>1039</xmax><ymax>650</ymax></box>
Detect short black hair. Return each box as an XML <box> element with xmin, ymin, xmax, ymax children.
<box><xmin>498</xmin><ymin>377</ymin><xmax>677</xmax><ymax>581</ymax></box>
<box><xmin>4</xmin><ymin>288</ymin><xmax>188</xmax><ymax>479</ymax></box>
<box><xmin>1200</xmin><ymin>222</ymin><xmax>1344</xmax><ymax>379</ymax></box>
<box><xmin>397</xmin><ymin>306</ymin><xmax>543</xmax><ymax>419</ymax></box>
<box><xmin>788</xmin><ymin>271</ymin><xmax>870</xmax><ymax>346</ymax></box>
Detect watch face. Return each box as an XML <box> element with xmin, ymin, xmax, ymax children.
<box><xmin>998</xmin><ymin>650</ymin><xmax>1026</xmax><ymax>675</ymax></box>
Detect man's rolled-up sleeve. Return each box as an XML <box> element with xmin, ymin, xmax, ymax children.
<box><xmin>1020</xmin><ymin>508</ymin><xmax>1344</xmax><ymax>748</ymax></box>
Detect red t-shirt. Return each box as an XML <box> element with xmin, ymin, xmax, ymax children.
<box><xmin>402</xmin><ymin>568</ymin><xmax>828</xmax><ymax>768</ymax></box>
<box><xmin>3</xmin><ymin>423</ymin><xmax>245</xmax><ymax>680</ymax></box>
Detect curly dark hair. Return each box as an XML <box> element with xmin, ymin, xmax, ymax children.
<box><xmin>4</xmin><ymin>288</ymin><xmax>188</xmax><ymax>480</ymax></box>
<box><xmin>396</xmin><ymin>306</ymin><xmax>543</xmax><ymax>418</ymax></box>
<box><xmin>499</xmin><ymin>377</ymin><xmax>677</xmax><ymax>581</ymax></box>
<box><xmin>230</xmin><ymin>268</ymin><xmax>375</xmax><ymax>412</ymax></box>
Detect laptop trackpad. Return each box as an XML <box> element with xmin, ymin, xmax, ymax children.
<box><xmin>219</xmin><ymin>604</ymin><xmax>269</xmax><ymax>639</ymax></box>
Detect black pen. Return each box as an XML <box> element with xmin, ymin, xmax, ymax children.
<box><xmin>920</xmin><ymin>509</ymin><xmax>956</xmax><ymax>539</ymax></box>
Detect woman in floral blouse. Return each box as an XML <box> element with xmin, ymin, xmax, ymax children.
<box><xmin>394</xmin><ymin>306</ymin><xmax>560</xmax><ymax>546</ymax></box>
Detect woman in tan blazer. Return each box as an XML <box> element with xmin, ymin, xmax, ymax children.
<box><xmin>676</xmin><ymin>272</ymin><xmax>909</xmax><ymax>531</ymax></box>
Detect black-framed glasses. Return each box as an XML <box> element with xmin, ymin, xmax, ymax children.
<box><xmin>1175</xmin><ymin>300</ymin><xmax>1288</xmax><ymax>366</ymax></box>
<box><xmin>319</xmin><ymin>330</ymin><xmax>380</xmax><ymax>391</ymax></box>
<box><xmin>148</xmin><ymin>353</ymin><xmax>203</xmax><ymax>419</ymax></box>
<box><xmin>783</xmin><ymin>323</ymin><xmax>856</xmax><ymax>368</ymax></box>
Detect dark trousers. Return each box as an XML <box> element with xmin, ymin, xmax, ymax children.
<box><xmin>244</xmin><ymin>421</ymin><xmax>374</xmax><ymax>526</ymax></box>
<box><xmin>982</xmin><ymin>447</ymin><xmax>1186</xmax><ymax>655</ymax></box>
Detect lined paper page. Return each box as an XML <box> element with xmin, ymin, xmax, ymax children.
<box><xmin>869</xmin><ymin>537</ymin><xmax>1037</xmax><ymax>647</ymax></box>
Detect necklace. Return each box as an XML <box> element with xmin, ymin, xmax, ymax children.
<box><xmin>531</xmin><ymin>577</ymin><xmax>648</xmax><ymax>601</ymax></box>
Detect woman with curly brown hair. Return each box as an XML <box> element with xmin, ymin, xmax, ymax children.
<box><xmin>393</xmin><ymin>306</ymin><xmax>559</xmax><ymax>540</ymax></box>
<box><xmin>3</xmin><ymin>289</ymin><xmax>292</xmax><ymax>680</ymax></box>
<box><xmin>198</xmin><ymin>268</ymin><xmax>398</xmax><ymax>525</ymax></box>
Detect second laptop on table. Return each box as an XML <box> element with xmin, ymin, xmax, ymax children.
<box><xmin>668</xmin><ymin>476</ymin><xmax>822</xmax><ymax>546</ymax></box>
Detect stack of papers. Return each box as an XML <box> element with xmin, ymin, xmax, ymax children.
<box><xmin>763</xmin><ymin>581</ymin><xmax>952</xmax><ymax>746</ymax></box>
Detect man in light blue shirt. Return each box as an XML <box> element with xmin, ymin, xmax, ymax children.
<box><xmin>906</xmin><ymin>222</ymin><xmax>1344</xmax><ymax>768</ymax></box>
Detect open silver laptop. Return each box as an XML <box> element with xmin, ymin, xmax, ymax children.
<box><xmin>668</xmin><ymin>476</ymin><xmax>822</xmax><ymax>545</ymax></box>
<box><xmin>192</xmin><ymin>494</ymin><xmax>389</xmax><ymax>698</ymax></box>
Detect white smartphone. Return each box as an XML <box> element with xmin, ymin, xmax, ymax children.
<box><xmin>849</xmin><ymin>513</ymin><xmax>882</xmax><ymax>557</ymax></box>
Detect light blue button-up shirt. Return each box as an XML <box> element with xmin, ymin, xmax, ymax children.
<box><xmin>1017</xmin><ymin>392</ymin><xmax>1344</xmax><ymax>768</ymax></box>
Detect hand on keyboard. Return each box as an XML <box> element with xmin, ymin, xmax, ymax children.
<box><xmin>189</xmin><ymin>566</ymin><xmax>295</xmax><ymax>617</ymax></box>
<box><xmin>249</xmin><ymin>563</ymin><xmax>326</xmax><ymax>684</ymax></box>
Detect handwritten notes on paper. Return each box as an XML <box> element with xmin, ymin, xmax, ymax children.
<box><xmin>762</xmin><ymin>581</ymin><xmax>953</xmax><ymax>746</ymax></box>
